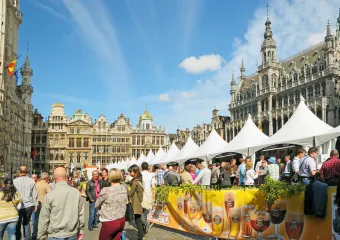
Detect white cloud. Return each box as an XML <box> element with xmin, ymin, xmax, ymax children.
<box><xmin>34</xmin><ymin>2</ymin><xmax>71</xmax><ymax>22</ymax></box>
<box><xmin>154</xmin><ymin>0</ymin><xmax>340</xmax><ymax>132</ymax></box>
<box><xmin>179</xmin><ymin>54</ymin><xmax>224</xmax><ymax>74</ymax></box>
<box><xmin>180</xmin><ymin>92</ymin><xmax>197</xmax><ymax>98</ymax></box>
<box><xmin>158</xmin><ymin>93</ymin><xmax>171</xmax><ymax>102</ymax></box>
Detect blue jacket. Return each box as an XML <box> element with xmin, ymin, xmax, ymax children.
<box><xmin>312</xmin><ymin>181</ymin><xmax>328</xmax><ymax>218</ymax></box>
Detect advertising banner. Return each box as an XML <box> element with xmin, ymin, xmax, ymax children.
<box><xmin>148</xmin><ymin>187</ymin><xmax>338</xmax><ymax>239</ymax></box>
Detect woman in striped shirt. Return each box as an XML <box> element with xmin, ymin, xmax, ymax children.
<box><xmin>0</xmin><ymin>179</ymin><xmax>22</xmax><ymax>240</ymax></box>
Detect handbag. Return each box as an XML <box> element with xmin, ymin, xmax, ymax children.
<box><xmin>291</xmin><ymin>156</ymin><xmax>308</xmax><ymax>184</ymax></box>
<box><xmin>125</xmin><ymin>202</ymin><xmax>134</xmax><ymax>222</ymax></box>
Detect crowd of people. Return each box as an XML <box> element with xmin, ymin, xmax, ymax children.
<box><xmin>1</xmin><ymin>146</ymin><xmax>340</xmax><ymax>240</ymax></box>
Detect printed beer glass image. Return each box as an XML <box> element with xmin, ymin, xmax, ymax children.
<box><xmin>228</xmin><ymin>207</ymin><xmax>241</xmax><ymax>239</ymax></box>
<box><xmin>250</xmin><ymin>211</ymin><xmax>270</xmax><ymax>240</ymax></box>
<box><xmin>176</xmin><ymin>195</ymin><xmax>184</xmax><ymax>227</ymax></box>
<box><xmin>212</xmin><ymin>207</ymin><xmax>224</xmax><ymax>237</ymax></box>
<box><xmin>285</xmin><ymin>212</ymin><xmax>304</xmax><ymax>240</ymax></box>
<box><xmin>224</xmin><ymin>192</ymin><xmax>235</xmax><ymax>217</ymax></box>
<box><xmin>188</xmin><ymin>200</ymin><xmax>198</xmax><ymax>227</ymax></box>
<box><xmin>202</xmin><ymin>201</ymin><xmax>212</xmax><ymax>234</ymax></box>
<box><xmin>268</xmin><ymin>200</ymin><xmax>287</xmax><ymax>239</ymax></box>
<box><xmin>241</xmin><ymin>205</ymin><xmax>254</xmax><ymax>238</ymax></box>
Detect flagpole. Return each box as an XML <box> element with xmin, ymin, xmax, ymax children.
<box><xmin>4</xmin><ymin>54</ymin><xmax>22</xmax><ymax>70</ymax></box>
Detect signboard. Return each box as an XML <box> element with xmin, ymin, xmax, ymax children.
<box><xmin>148</xmin><ymin>187</ymin><xmax>337</xmax><ymax>239</ymax></box>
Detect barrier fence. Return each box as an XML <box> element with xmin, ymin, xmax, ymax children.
<box><xmin>148</xmin><ymin>187</ymin><xmax>339</xmax><ymax>240</ymax></box>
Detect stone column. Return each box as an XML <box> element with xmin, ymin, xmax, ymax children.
<box><xmin>276</xmin><ymin>118</ymin><xmax>279</xmax><ymax>132</ymax></box>
<box><xmin>281</xmin><ymin>114</ymin><xmax>284</xmax><ymax>127</ymax></box>
<box><xmin>268</xmin><ymin>95</ymin><xmax>273</xmax><ymax>136</ymax></box>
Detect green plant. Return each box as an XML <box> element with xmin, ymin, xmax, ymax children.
<box><xmin>155</xmin><ymin>184</ymin><xmax>204</xmax><ymax>202</ymax></box>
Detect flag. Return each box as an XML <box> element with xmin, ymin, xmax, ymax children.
<box><xmin>7</xmin><ymin>59</ymin><xmax>17</xmax><ymax>77</ymax></box>
<box><xmin>32</xmin><ymin>148</ymin><xmax>37</xmax><ymax>159</ymax></box>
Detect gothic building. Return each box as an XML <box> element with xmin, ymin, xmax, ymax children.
<box><xmin>0</xmin><ymin>0</ymin><xmax>34</xmax><ymax>175</ymax></box>
<box><xmin>31</xmin><ymin>109</ymin><xmax>47</xmax><ymax>174</ymax></box>
<box><xmin>227</xmin><ymin>14</ymin><xmax>340</xmax><ymax>141</ymax></box>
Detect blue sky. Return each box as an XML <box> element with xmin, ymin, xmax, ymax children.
<box><xmin>18</xmin><ymin>0</ymin><xmax>339</xmax><ymax>132</ymax></box>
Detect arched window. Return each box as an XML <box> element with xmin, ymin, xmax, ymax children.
<box><xmin>312</xmin><ymin>65</ymin><xmax>318</xmax><ymax>74</ymax></box>
<box><xmin>305</xmin><ymin>64</ymin><xmax>311</xmax><ymax>77</ymax></box>
<box><xmin>278</xmin><ymin>96</ymin><xmax>282</xmax><ymax>108</ymax></box>
<box><xmin>321</xmin><ymin>82</ymin><xmax>326</xmax><ymax>96</ymax></box>
<box><xmin>289</xmin><ymin>93</ymin><xmax>294</xmax><ymax>105</ymax></box>
<box><xmin>315</xmin><ymin>84</ymin><xmax>321</xmax><ymax>96</ymax></box>
<box><xmin>308</xmin><ymin>86</ymin><xmax>313</xmax><ymax>99</ymax></box>
<box><xmin>293</xmin><ymin>72</ymin><xmax>298</xmax><ymax>82</ymax></box>
<box><xmin>284</xmin><ymin>95</ymin><xmax>288</xmax><ymax>106</ymax></box>
<box><xmin>271</xmin><ymin>74</ymin><xmax>277</xmax><ymax>88</ymax></box>
<box><xmin>262</xmin><ymin>75</ymin><xmax>268</xmax><ymax>89</ymax></box>
<box><xmin>295</xmin><ymin>90</ymin><xmax>300</xmax><ymax>103</ymax></box>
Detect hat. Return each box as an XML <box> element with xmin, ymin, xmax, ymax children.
<box><xmin>167</xmin><ymin>162</ymin><xmax>179</xmax><ymax>167</ymax></box>
<box><xmin>195</xmin><ymin>159</ymin><xmax>204</xmax><ymax>164</ymax></box>
<box><xmin>268</xmin><ymin>157</ymin><xmax>276</xmax><ymax>164</ymax></box>
<box><xmin>184</xmin><ymin>159</ymin><xmax>196</xmax><ymax>166</ymax></box>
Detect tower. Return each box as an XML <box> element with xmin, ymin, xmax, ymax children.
<box><xmin>240</xmin><ymin>58</ymin><xmax>246</xmax><ymax>79</ymax></box>
<box><xmin>20</xmin><ymin>54</ymin><xmax>33</xmax><ymax>104</ymax></box>
<box><xmin>325</xmin><ymin>21</ymin><xmax>335</xmax><ymax>67</ymax></box>
<box><xmin>336</xmin><ymin>8</ymin><xmax>340</xmax><ymax>40</ymax></box>
<box><xmin>230</xmin><ymin>72</ymin><xmax>236</xmax><ymax>104</ymax></box>
<box><xmin>261</xmin><ymin>18</ymin><xmax>276</xmax><ymax>66</ymax></box>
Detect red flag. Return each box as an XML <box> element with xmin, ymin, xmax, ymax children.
<box><xmin>7</xmin><ymin>59</ymin><xmax>17</xmax><ymax>77</ymax></box>
<box><xmin>33</xmin><ymin>149</ymin><xmax>37</xmax><ymax>159</ymax></box>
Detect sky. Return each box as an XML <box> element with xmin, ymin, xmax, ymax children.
<box><xmin>18</xmin><ymin>0</ymin><xmax>340</xmax><ymax>132</ymax></box>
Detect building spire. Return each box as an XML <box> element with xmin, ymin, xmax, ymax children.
<box><xmin>231</xmin><ymin>71</ymin><xmax>235</xmax><ymax>85</ymax></box>
<box><xmin>327</xmin><ymin>20</ymin><xmax>332</xmax><ymax>36</ymax></box>
<box><xmin>264</xmin><ymin>18</ymin><xmax>273</xmax><ymax>39</ymax></box>
<box><xmin>240</xmin><ymin>58</ymin><xmax>245</xmax><ymax>78</ymax></box>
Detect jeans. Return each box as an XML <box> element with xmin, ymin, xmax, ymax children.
<box><xmin>0</xmin><ymin>221</ymin><xmax>17</xmax><ymax>240</ymax></box>
<box><xmin>302</xmin><ymin>178</ymin><xmax>310</xmax><ymax>185</ymax></box>
<box><xmin>142</xmin><ymin>208</ymin><xmax>150</xmax><ymax>233</ymax></box>
<box><xmin>16</xmin><ymin>206</ymin><xmax>34</xmax><ymax>240</ymax></box>
<box><xmin>134</xmin><ymin>214</ymin><xmax>144</xmax><ymax>240</ymax></box>
<box><xmin>121</xmin><ymin>232</ymin><xmax>126</xmax><ymax>240</ymax></box>
<box><xmin>32</xmin><ymin>203</ymin><xmax>42</xmax><ymax>239</ymax></box>
<box><xmin>48</xmin><ymin>234</ymin><xmax>77</xmax><ymax>240</ymax></box>
<box><xmin>88</xmin><ymin>201</ymin><xmax>98</xmax><ymax>229</ymax></box>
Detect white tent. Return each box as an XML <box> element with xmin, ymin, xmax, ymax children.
<box><xmin>170</xmin><ymin>137</ymin><xmax>199</xmax><ymax>164</ymax></box>
<box><xmin>137</xmin><ymin>153</ymin><xmax>146</xmax><ymax>166</ymax></box>
<box><xmin>315</xmin><ymin>126</ymin><xmax>340</xmax><ymax>146</ymax></box>
<box><xmin>149</xmin><ymin>147</ymin><xmax>166</xmax><ymax>165</ymax></box>
<box><xmin>212</xmin><ymin>114</ymin><xmax>268</xmax><ymax>156</ymax></box>
<box><xmin>250</xmin><ymin>99</ymin><xmax>334</xmax><ymax>154</ymax></box>
<box><xmin>145</xmin><ymin>150</ymin><xmax>155</xmax><ymax>163</ymax></box>
<box><xmin>189</xmin><ymin>129</ymin><xmax>227</xmax><ymax>161</ymax></box>
<box><xmin>129</xmin><ymin>156</ymin><xmax>138</xmax><ymax>167</ymax></box>
<box><xmin>154</xmin><ymin>142</ymin><xmax>180</xmax><ymax>165</ymax></box>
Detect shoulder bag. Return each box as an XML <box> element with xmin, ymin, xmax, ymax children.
<box><xmin>291</xmin><ymin>156</ymin><xmax>308</xmax><ymax>184</ymax></box>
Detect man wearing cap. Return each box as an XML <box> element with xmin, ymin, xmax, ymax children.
<box><xmin>163</xmin><ymin>162</ymin><xmax>181</xmax><ymax>186</ymax></box>
<box><xmin>181</xmin><ymin>160</ymin><xmax>194</xmax><ymax>184</ymax></box>
<box><xmin>267</xmin><ymin>157</ymin><xmax>280</xmax><ymax>180</ymax></box>
<box><xmin>192</xmin><ymin>160</ymin><xmax>211</xmax><ymax>186</ymax></box>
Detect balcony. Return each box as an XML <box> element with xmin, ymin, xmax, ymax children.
<box><xmin>15</xmin><ymin>10</ymin><xmax>22</xmax><ymax>23</ymax></box>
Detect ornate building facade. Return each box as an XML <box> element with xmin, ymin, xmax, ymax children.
<box><xmin>131</xmin><ymin>108</ymin><xmax>168</xmax><ymax>159</ymax></box>
<box><xmin>31</xmin><ymin>109</ymin><xmax>47</xmax><ymax>173</ymax></box>
<box><xmin>0</xmin><ymin>0</ymin><xmax>34</xmax><ymax>175</ymax></box>
<box><xmin>111</xmin><ymin>114</ymin><xmax>132</xmax><ymax>162</ymax></box>
<box><xmin>227</xmin><ymin>15</ymin><xmax>340</xmax><ymax>141</ymax></box>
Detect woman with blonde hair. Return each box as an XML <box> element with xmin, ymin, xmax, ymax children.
<box><xmin>95</xmin><ymin>168</ymin><xmax>128</xmax><ymax>240</ymax></box>
<box><xmin>244</xmin><ymin>159</ymin><xmax>258</xmax><ymax>186</ymax></box>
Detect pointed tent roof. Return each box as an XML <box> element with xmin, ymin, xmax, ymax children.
<box><xmin>250</xmin><ymin>99</ymin><xmax>333</xmax><ymax>154</ymax></box>
<box><xmin>129</xmin><ymin>156</ymin><xmax>137</xmax><ymax>167</ymax></box>
<box><xmin>189</xmin><ymin>129</ymin><xmax>227</xmax><ymax>161</ymax></box>
<box><xmin>138</xmin><ymin>153</ymin><xmax>146</xmax><ymax>163</ymax></box>
<box><xmin>171</xmin><ymin>137</ymin><xmax>199</xmax><ymax>163</ymax></box>
<box><xmin>154</xmin><ymin>142</ymin><xmax>180</xmax><ymax>165</ymax></box>
<box><xmin>213</xmin><ymin>115</ymin><xmax>268</xmax><ymax>156</ymax></box>
<box><xmin>149</xmin><ymin>147</ymin><xmax>166</xmax><ymax>165</ymax></box>
<box><xmin>315</xmin><ymin>125</ymin><xmax>340</xmax><ymax>146</ymax></box>
<box><xmin>145</xmin><ymin>150</ymin><xmax>155</xmax><ymax>163</ymax></box>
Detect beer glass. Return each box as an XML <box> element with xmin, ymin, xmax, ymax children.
<box><xmin>188</xmin><ymin>200</ymin><xmax>198</xmax><ymax>227</ymax></box>
<box><xmin>241</xmin><ymin>205</ymin><xmax>254</xmax><ymax>238</ymax></box>
<box><xmin>285</xmin><ymin>212</ymin><xmax>304</xmax><ymax>240</ymax></box>
<box><xmin>212</xmin><ymin>207</ymin><xmax>224</xmax><ymax>237</ymax></box>
<box><xmin>224</xmin><ymin>192</ymin><xmax>235</xmax><ymax>217</ymax></box>
<box><xmin>229</xmin><ymin>207</ymin><xmax>241</xmax><ymax>239</ymax></box>
<box><xmin>202</xmin><ymin>201</ymin><xmax>212</xmax><ymax>234</ymax></box>
<box><xmin>176</xmin><ymin>196</ymin><xmax>184</xmax><ymax>227</ymax></box>
<box><xmin>184</xmin><ymin>193</ymin><xmax>191</xmax><ymax>221</ymax></box>
<box><xmin>250</xmin><ymin>211</ymin><xmax>270</xmax><ymax>240</ymax></box>
<box><xmin>268</xmin><ymin>200</ymin><xmax>287</xmax><ymax>239</ymax></box>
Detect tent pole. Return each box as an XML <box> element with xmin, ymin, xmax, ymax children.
<box><xmin>313</xmin><ymin>136</ymin><xmax>316</xmax><ymax>146</ymax></box>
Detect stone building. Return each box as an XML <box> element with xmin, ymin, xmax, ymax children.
<box><xmin>173</xmin><ymin>128</ymin><xmax>190</xmax><ymax>149</ymax></box>
<box><xmin>227</xmin><ymin>15</ymin><xmax>340</xmax><ymax>141</ymax></box>
<box><xmin>65</xmin><ymin>109</ymin><xmax>92</xmax><ymax>171</ymax></box>
<box><xmin>0</xmin><ymin>0</ymin><xmax>34</xmax><ymax>175</ymax></box>
<box><xmin>110</xmin><ymin>113</ymin><xmax>132</xmax><ymax>162</ymax></box>
<box><xmin>47</xmin><ymin>103</ymin><xmax>67</xmax><ymax>173</ymax></box>
<box><xmin>31</xmin><ymin>109</ymin><xmax>47</xmax><ymax>173</ymax></box>
<box><xmin>131</xmin><ymin>108</ymin><xmax>169</xmax><ymax>159</ymax></box>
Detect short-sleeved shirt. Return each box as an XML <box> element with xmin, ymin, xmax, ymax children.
<box><xmin>319</xmin><ymin>157</ymin><xmax>340</xmax><ymax>181</ymax></box>
<box><xmin>267</xmin><ymin>164</ymin><xmax>280</xmax><ymax>180</ymax></box>
<box><xmin>299</xmin><ymin>156</ymin><xmax>316</xmax><ymax>177</ymax></box>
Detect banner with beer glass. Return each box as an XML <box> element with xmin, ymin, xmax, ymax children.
<box><xmin>148</xmin><ymin>187</ymin><xmax>338</xmax><ymax>239</ymax></box>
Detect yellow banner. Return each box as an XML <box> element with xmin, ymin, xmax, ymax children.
<box><xmin>148</xmin><ymin>187</ymin><xmax>339</xmax><ymax>239</ymax></box>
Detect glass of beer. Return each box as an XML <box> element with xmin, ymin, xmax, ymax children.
<box><xmin>176</xmin><ymin>195</ymin><xmax>184</xmax><ymax>227</ymax></box>
<box><xmin>202</xmin><ymin>201</ymin><xmax>212</xmax><ymax>234</ymax></box>
<box><xmin>212</xmin><ymin>207</ymin><xmax>224</xmax><ymax>237</ymax></box>
<box><xmin>224</xmin><ymin>192</ymin><xmax>235</xmax><ymax>217</ymax></box>
<box><xmin>184</xmin><ymin>193</ymin><xmax>191</xmax><ymax>221</ymax></box>
<box><xmin>229</xmin><ymin>207</ymin><xmax>241</xmax><ymax>239</ymax></box>
<box><xmin>241</xmin><ymin>205</ymin><xmax>254</xmax><ymax>238</ymax></box>
<box><xmin>250</xmin><ymin>211</ymin><xmax>270</xmax><ymax>240</ymax></box>
<box><xmin>268</xmin><ymin>200</ymin><xmax>287</xmax><ymax>239</ymax></box>
<box><xmin>188</xmin><ymin>200</ymin><xmax>198</xmax><ymax>227</ymax></box>
<box><xmin>285</xmin><ymin>212</ymin><xmax>304</xmax><ymax>240</ymax></box>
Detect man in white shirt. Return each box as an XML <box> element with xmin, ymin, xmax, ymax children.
<box><xmin>292</xmin><ymin>149</ymin><xmax>307</xmax><ymax>174</ymax></box>
<box><xmin>299</xmin><ymin>147</ymin><xmax>318</xmax><ymax>185</ymax></box>
<box><xmin>141</xmin><ymin>162</ymin><xmax>156</xmax><ymax>234</ymax></box>
<box><xmin>255</xmin><ymin>154</ymin><xmax>265</xmax><ymax>172</ymax></box>
<box><xmin>193</xmin><ymin>160</ymin><xmax>211</xmax><ymax>186</ymax></box>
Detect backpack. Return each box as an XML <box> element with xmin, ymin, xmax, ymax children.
<box><xmin>138</xmin><ymin>182</ymin><xmax>153</xmax><ymax>209</ymax></box>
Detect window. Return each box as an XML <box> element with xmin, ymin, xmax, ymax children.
<box><xmin>262</xmin><ymin>75</ymin><xmax>268</xmax><ymax>89</ymax></box>
<box><xmin>49</xmin><ymin>138</ymin><xmax>53</xmax><ymax>146</ymax></box>
<box><xmin>315</xmin><ymin>84</ymin><xmax>321</xmax><ymax>96</ymax></box>
<box><xmin>137</xmin><ymin>136</ymin><xmax>140</xmax><ymax>145</ymax></box>
<box><xmin>301</xmin><ymin>89</ymin><xmax>307</xmax><ymax>100</ymax></box>
<box><xmin>61</xmin><ymin>138</ymin><xmax>64</xmax><ymax>145</ymax></box>
<box><xmin>132</xmin><ymin>136</ymin><xmax>136</xmax><ymax>145</ymax></box>
<box><xmin>152</xmin><ymin>136</ymin><xmax>156</xmax><ymax>144</ymax></box>
<box><xmin>84</xmin><ymin>138</ymin><xmax>89</xmax><ymax>147</ymax></box>
<box><xmin>146</xmin><ymin>124</ymin><xmax>150</xmax><ymax>130</ymax></box>
<box><xmin>70</xmin><ymin>128</ymin><xmax>74</xmax><ymax>134</ymax></box>
<box><xmin>76</xmin><ymin>153</ymin><xmax>81</xmax><ymax>163</ymax></box>
<box><xmin>283</xmin><ymin>95</ymin><xmax>288</xmax><ymax>106</ymax></box>
<box><xmin>161</xmin><ymin>137</ymin><xmax>165</xmax><ymax>146</ymax></box>
<box><xmin>42</xmin><ymin>136</ymin><xmax>46</xmax><ymax>143</ymax></box>
<box><xmin>312</xmin><ymin>65</ymin><xmax>318</xmax><ymax>74</ymax></box>
<box><xmin>77</xmin><ymin>128</ymin><xmax>81</xmax><ymax>134</ymax></box>
<box><xmin>84</xmin><ymin>152</ymin><xmax>88</xmax><ymax>162</ymax></box>
<box><xmin>295</xmin><ymin>91</ymin><xmax>299</xmax><ymax>103</ymax></box>
<box><xmin>306</xmin><ymin>67</ymin><xmax>311</xmax><ymax>77</ymax></box>
<box><xmin>76</xmin><ymin>138</ymin><xmax>81</xmax><ymax>148</ymax></box>
<box><xmin>308</xmin><ymin>86</ymin><xmax>313</xmax><ymax>99</ymax></box>
<box><xmin>289</xmin><ymin>93</ymin><xmax>294</xmax><ymax>105</ymax></box>
<box><xmin>293</xmin><ymin>73</ymin><xmax>298</xmax><ymax>82</ymax></box>
<box><xmin>141</xmin><ymin>136</ymin><xmax>145</xmax><ymax>145</ymax></box>
<box><xmin>69</xmin><ymin>138</ymin><xmax>74</xmax><ymax>147</ymax></box>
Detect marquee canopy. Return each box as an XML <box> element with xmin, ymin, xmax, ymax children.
<box><xmin>212</xmin><ymin>114</ymin><xmax>268</xmax><ymax>157</ymax></box>
<box><xmin>315</xmin><ymin>125</ymin><xmax>340</xmax><ymax>146</ymax></box>
<box><xmin>170</xmin><ymin>137</ymin><xmax>199</xmax><ymax>164</ymax></box>
<box><xmin>149</xmin><ymin>147</ymin><xmax>166</xmax><ymax>165</ymax></box>
<box><xmin>129</xmin><ymin>156</ymin><xmax>138</xmax><ymax>167</ymax></box>
<box><xmin>145</xmin><ymin>150</ymin><xmax>155</xmax><ymax>163</ymax></box>
<box><xmin>189</xmin><ymin>129</ymin><xmax>227</xmax><ymax>161</ymax></box>
<box><xmin>250</xmin><ymin>99</ymin><xmax>333</xmax><ymax>154</ymax></box>
<box><xmin>153</xmin><ymin>142</ymin><xmax>180</xmax><ymax>165</ymax></box>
